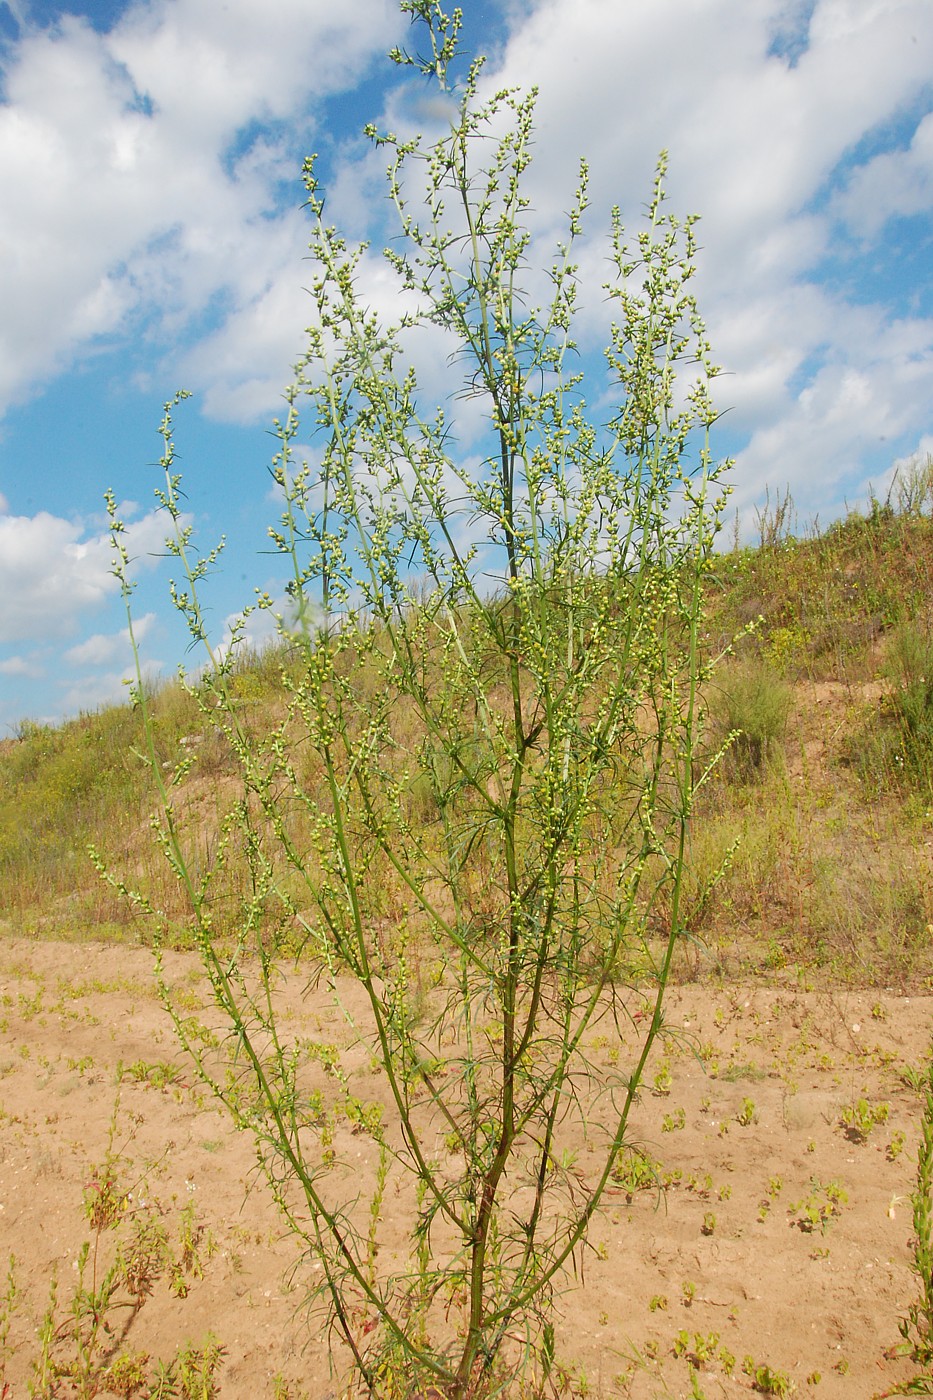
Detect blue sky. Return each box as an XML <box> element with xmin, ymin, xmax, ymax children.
<box><xmin>0</xmin><ymin>0</ymin><xmax>931</xmax><ymax>733</ymax></box>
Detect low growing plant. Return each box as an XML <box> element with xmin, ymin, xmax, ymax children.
<box><xmin>743</xmin><ymin>1356</ymin><xmax>794</xmax><ymax>1396</ymax></box>
<box><xmin>1</xmin><ymin>1104</ymin><xmax>221</xmax><ymax>1399</ymax></box>
<box><xmin>886</xmin><ymin>1035</ymin><xmax>933</xmax><ymax>1394</ymax></box>
<box><xmin>611</xmin><ymin>1150</ymin><xmax>664</xmax><ymax>1202</ymax></box>
<box><xmin>0</xmin><ymin>1253</ymin><xmax>17</xmax><ymax>1375</ymax></box>
<box><xmin>839</xmin><ymin>1097</ymin><xmax>889</xmax><ymax>1143</ymax></box>
<box><xmin>712</xmin><ymin>660</ymin><xmax>790</xmax><ymax>783</ymax></box>
<box><xmin>673</xmin><ymin>1329</ymin><xmax>720</xmax><ymax>1366</ymax></box>
<box><xmin>853</xmin><ymin>623</ymin><xmax>933</xmax><ymax>799</ymax></box>
<box><xmin>106</xmin><ymin>3</ymin><xmax>729</xmax><ymax>1395</ymax></box>
<box><xmin>788</xmin><ymin>1180</ymin><xmax>848</xmax><ymax>1236</ymax></box>
<box><xmin>736</xmin><ymin>1097</ymin><xmax>758</xmax><ymax>1127</ymax></box>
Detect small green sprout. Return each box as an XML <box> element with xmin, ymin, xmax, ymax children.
<box><xmin>839</xmin><ymin>1097</ymin><xmax>889</xmax><ymax>1142</ymax></box>
<box><xmin>652</xmin><ymin>1062</ymin><xmax>673</xmax><ymax>1097</ymax></box>
<box><xmin>788</xmin><ymin>1179</ymin><xmax>848</xmax><ymax>1234</ymax></box>
<box><xmin>736</xmin><ymin>1097</ymin><xmax>757</xmax><ymax>1127</ymax></box>
<box><xmin>743</xmin><ymin>1356</ymin><xmax>793</xmax><ymax>1395</ymax></box>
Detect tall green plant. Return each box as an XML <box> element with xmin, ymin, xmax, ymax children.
<box><xmin>107</xmin><ymin>4</ymin><xmax>729</xmax><ymax>1394</ymax></box>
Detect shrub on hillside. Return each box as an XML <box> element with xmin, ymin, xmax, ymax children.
<box><xmin>713</xmin><ymin>660</ymin><xmax>790</xmax><ymax>783</ymax></box>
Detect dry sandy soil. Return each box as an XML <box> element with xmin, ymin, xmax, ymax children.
<box><xmin>0</xmin><ymin>934</ymin><xmax>930</xmax><ymax>1399</ymax></box>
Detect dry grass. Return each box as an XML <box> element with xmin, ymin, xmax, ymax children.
<box><xmin>5</xmin><ymin>497</ymin><xmax>933</xmax><ymax>992</ymax></box>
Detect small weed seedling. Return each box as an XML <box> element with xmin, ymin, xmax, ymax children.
<box><xmin>839</xmin><ymin>1097</ymin><xmax>889</xmax><ymax>1142</ymax></box>
<box><xmin>0</xmin><ymin>1252</ymin><xmax>18</xmax><ymax>1373</ymax></box>
<box><xmin>119</xmin><ymin>1058</ymin><xmax>184</xmax><ymax>1092</ymax></box>
<box><xmin>743</xmin><ymin>1355</ymin><xmax>794</xmax><ymax>1395</ymax></box>
<box><xmin>2</xmin><ymin>1102</ymin><xmax>224</xmax><ymax>1397</ymax></box>
<box><xmin>611</xmin><ymin>1150</ymin><xmax>662</xmax><ymax>1202</ymax></box>
<box><xmin>736</xmin><ymin>1097</ymin><xmax>758</xmax><ymax>1127</ymax></box>
<box><xmin>652</xmin><ymin>1062</ymin><xmax>674</xmax><ymax>1097</ymax></box>
<box><xmin>673</xmin><ymin>1330</ymin><xmax>720</xmax><ymax>1365</ymax></box>
<box><xmin>147</xmin><ymin>1336</ymin><xmax>224</xmax><ymax>1398</ymax></box>
<box><xmin>788</xmin><ymin>1180</ymin><xmax>848</xmax><ymax>1234</ymax></box>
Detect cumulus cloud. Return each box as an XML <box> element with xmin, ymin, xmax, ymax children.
<box><xmin>282</xmin><ymin>0</ymin><xmax>932</xmax><ymax>517</ymax></box>
<box><xmin>450</xmin><ymin>0</ymin><xmax>933</xmax><ymax>512</ymax></box>
<box><xmin>56</xmin><ymin>664</ymin><xmax>158</xmax><ymax>717</ymax></box>
<box><xmin>0</xmin><ymin>0</ymin><xmax>400</xmax><ymax>416</ymax></box>
<box><xmin>178</xmin><ymin>245</ymin><xmax>316</xmax><ymax>422</ymax></box>
<box><xmin>2</xmin><ymin>0</ymin><xmax>930</xmax><ymax>494</ymax></box>
<box><xmin>476</xmin><ymin>1</ymin><xmax>933</xmax><ymax>279</ymax></box>
<box><xmin>834</xmin><ymin>110</ymin><xmax>933</xmax><ymax>238</ymax></box>
<box><xmin>732</xmin><ymin>313</ymin><xmax>933</xmax><ymax>519</ymax></box>
<box><xmin>0</xmin><ymin>505</ymin><xmax>170</xmax><ymax>642</ymax></box>
<box><xmin>63</xmin><ymin>611</ymin><xmax>155</xmax><ymax>666</ymax></box>
<box><xmin>0</xmin><ymin>653</ymin><xmax>42</xmax><ymax>677</ymax></box>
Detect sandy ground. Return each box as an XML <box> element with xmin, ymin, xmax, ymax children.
<box><xmin>0</xmin><ymin>934</ymin><xmax>929</xmax><ymax>1399</ymax></box>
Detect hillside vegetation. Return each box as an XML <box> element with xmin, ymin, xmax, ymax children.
<box><xmin>5</xmin><ymin>481</ymin><xmax>933</xmax><ymax>1397</ymax></box>
<box><xmin>4</xmin><ymin>481</ymin><xmax>933</xmax><ymax>992</ymax></box>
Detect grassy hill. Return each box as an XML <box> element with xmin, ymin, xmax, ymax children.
<box><xmin>4</xmin><ymin>485</ymin><xmax>933</xmax><ymax>989</ymax></box>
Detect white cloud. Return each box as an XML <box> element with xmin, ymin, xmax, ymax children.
<box><xmin>178</xmin><ymin>241</ymin><xmax>315</xmax><ymax>421</ymax></box>
<box><xmin>220</xmin><ymin>597</ymin><xmax>289</xmax><ymax>656</ymax></box>
<box><xmin>109</xmin><ymin>0</ymin><xmax>396</xmax><ymax>138</ymax></box>
<box><xmin>56</xmin><ymin>663</ymin><xmax>158</xmax><ymax>717</ymax></box>
<box><xmin>0</xmin><ymin>0</ymin><xmax>931</xmax><ymax>539</ymax></box>
<box><xmin>731</xmin><ymin>314</ymin><xmax>933</xmax><ymax>518</ymax></box>
<box><xmin>867</xmin><ymin>437</ymin><xmax>933</xmax><ymax>507</ymax></box>
<box><xmin>0</xmin><ymin>653</ymin><xmax>42</xmax><ymax>677</ymax></box>
<box><xmin>0</xmin><ymin>506</ymin><xmax>169</xmax><ymax>642</ymax></box>
<box><xmin>444</xmin><ymin>0</ymin><xmax>933</xmax><ymax>519</ymax></box>
<box><xmin>64</xmin><ymin>611</ymin><xmax>155</xmax><ymax>666</ymax></box>
<box><xmin>907</xmin><ymin>434</ymin><xmax>933</xmax><ymax>462</ymax></box>
<box><xmin>0</xmin><ymin>0</ymin><xmax>400</xmax><ymax>416</ymax></box>
<box><xmin>274</xmin><ymin>0</ymin><xmax>932</xmax><ymax>529</ymax></box>
<box><xmin>834</xmin><ymin>110</ymin><xmax>933</xmax><ymax>238</ymax></box>
<box><xmin>472</xmin><ymin>0</ymin><xmax>933</xmax><ymax>271</ymax></box>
